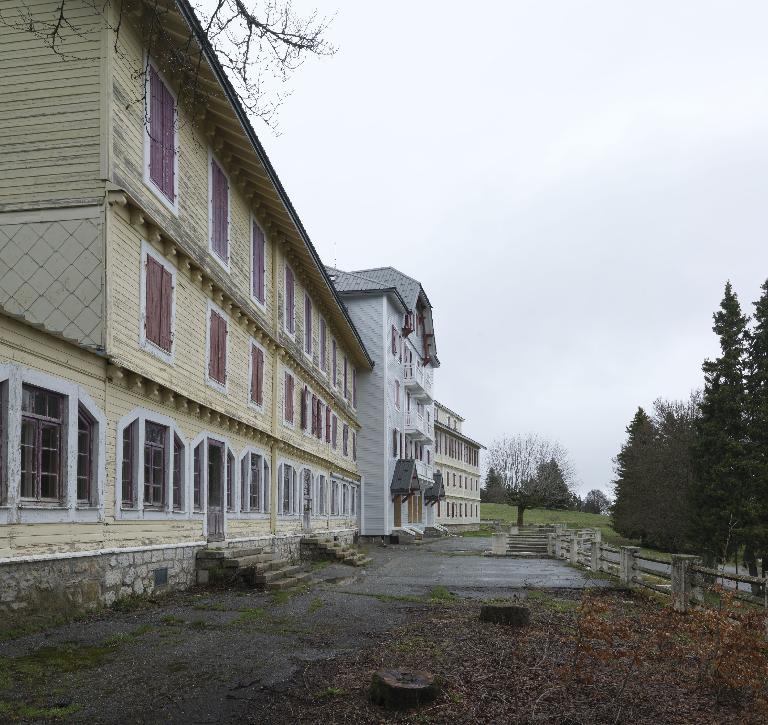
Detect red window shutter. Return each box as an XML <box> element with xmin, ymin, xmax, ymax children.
<box><xmin>159</xmin><ymin>266</ymin><xmax>173</xmax><ymax>352</ymax></box>
<box><xmin>209</xmin><ymin>311</ymin><xmax>226</xmax><ymax>383</ymax></box>
<box><xmin>211</xmin><ymin>160</ymin><xmax>228</xmax><ymax>261</ymax></box>
<box><xmin>145</xmin><ymin>256</ymin><xmax>161</xmax><ymax>345</ymax></box>
<box><xmin>300</xmin><ymin>385</ymin><xmax>308</xmax><ymax>430</ymax></box>
<box><xmin>149</xmin><ymin>66</ymin><xmax>163</xmax><ymax>189</ymax></box>
<box><xmin>285</xmin><ymin>266</ymin><xmax>295</xmax><ymax>333</ymax></box>
<box><xmin>219</xmin><ymin>315</ymin><xmax>227</xmax><ymax>382</ymax></box>
<box><xmin>161</xmin><ymin>80</ymin><xmax>175</xmax><ymax>200</ymax></box>
<box><xmin>252</xmin><ymin>223</ymin><xmax>265</xmax><ymax>302</ymax></box>
<box><xmin>251</xmin><ymin>346</ymin><xmax>259</xmax><ymax>404</ymax></box>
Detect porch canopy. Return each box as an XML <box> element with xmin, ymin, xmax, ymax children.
<box><xmin>390</xmin><ymin>460</ymin><xmax>432</xmax><ymax>499</ymax></box>
<box><xmin>424</xmin><ymin>471</ymin><xmax>445</xmax><ymax>506</ymax></box>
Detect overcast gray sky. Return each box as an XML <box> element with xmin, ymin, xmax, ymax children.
<box><xmin>260</xmin><ymin>0</ymin><xmax>768</xmax><ymax>494</ymax></box>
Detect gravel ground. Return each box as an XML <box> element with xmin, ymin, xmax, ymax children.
<box><xmin>0</xmin><ymin>537</ymin><xmax>609</xmax><ymax>723</ymax></box>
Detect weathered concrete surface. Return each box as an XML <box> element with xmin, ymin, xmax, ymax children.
<box><xmin>342</xmin><ymin>537</ymin><xmax>611</xmax><ymax>600</ymax></box>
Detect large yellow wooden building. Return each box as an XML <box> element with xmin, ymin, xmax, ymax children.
<box><xmin>0</xmin><ymin>0</ymin><xmax>372</xmax><ymax>611</ymax></box>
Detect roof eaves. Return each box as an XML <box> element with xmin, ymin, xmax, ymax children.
<box><xmin>172</xmin><ymin>0</ymin><xmax>373</xmax><ymax>370</ymax></box>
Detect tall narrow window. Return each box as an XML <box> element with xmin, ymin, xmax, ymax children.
<box><xmin>285</xmin><ymin>265</ymin><xmax>295</xmax><ymax>334</ymax></box>
<box><xmin>352</xmin><ymin>368</ymin><xmax>357</xmax><ymax>408</ymax></box>
<box><xmin>122</xmin><ymin>421</ymin><xmax>136</xmax><ymax>507</ymax></box>
<box><xmin>173</xmin><ymin>434</ymin><xmax>184</xmax><ymax>510</ymax></box>
<box><xmin>252</xmin><ymin>221</ymin><xmax>265</xmax><ymax>303</ymax></box>
<box><xmin>352</xmin><ymin>431</ymin><xmax>357</xmax><ymax>462</ymax></box>
<box><xmin>148</xmin><ymin>64</ymin><xmax>176</xmax><ymax>203</ymax></box>
<box><xmin>248</xmin><ymin>453</ymin><xmax>263</xmax><ymax>511</ymax></box>
<box><xmin>282</xmin><ymin>464</ymin><xmax>293</xmax><ymax>515</ymax></box>
<box><xmin>144</xmin><ymin>254</ymin><xmax>173</xmax><ymax>353</ymax></box>
<box><xmin>144</xmin><ymin>422</ymin><xmax>166</xmax><ymax>508</ymax></box>
<box><xmin>210</xmin><ymin>158</ymin><xmax>229</xmax><ymax>264</ymax></box>
<box><xmin>325</xmin><ymin>407</ymin><xmax>331</xmax><ymax>443</ymax></box>
<box><xmin>77</xmin><ymin>406</ymin><xmax>94</xmax><ymax>504</ymax></box>
<box><xmin>394</xmin><ymin>380</ymin><xmax>400</xmax><ymax>409</ymax></box>
<box><xmin>320</xmin><ymin>318</ymin><xmax>327</xmax><ymax>371</ymax></box>
<box><xmin>392</xmin><ymin>429</ymin><xmax>398</xmax><ymax>458</ymax></box>
<box><xmin>332</xmin><ymin>415</ymin><xmax>338</xmax><ymax>450</ymax></box>
<box><xmin>208</xmin><ymin>309</ymin><xmax>227</xmax><ymax>386</ymax></box>
<box><xmin>344</xmin><ymin>357</ymin><xmax>349</xmax><ymax>399</ymax></box>
<box><xmin>193</xmin><ymin>442</ymin><xmax>203</xmax><ymax>511</ymax></box>
<box><xmin>332</xmin><ymin>340</ymin><xmax>337</xmax><ymax>386</ymax></box>
<box><xmin>250</xmin><ymin>344</ymin><xmax>264</xmax><ymax>406</ymax></box>
<box><xmin>304</xmin><ymin>294</ymin><xmax>313</xmax><ymax>355</ymax></box>
<box><xmin>300</xmin><ymin>386</ymin><xmax>309</xmax><ymax>431</ymax></box>
<box><xmin>20</xmin><ymin>385</ymin><xmax>63</xmax><ymax>502</ymax></box>
<box><xmin>342</xmin><ymin>423</ymin><xmax>349</xmax><ymax>456</ymax></box>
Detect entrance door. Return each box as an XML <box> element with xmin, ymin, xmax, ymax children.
<box><xmin>302</xmin><ymin>469</ymin><xmax>312</xmax><ymax>531</ymax></box>
<box><xmin>393</xmin><ymin>496</ymin><xmax>401</xmax><ymax>528</ymax></box>
<box><xmin>207</xmin><ymin>441</ymin><xmax>225</xmax><ymax>541</ymax></box>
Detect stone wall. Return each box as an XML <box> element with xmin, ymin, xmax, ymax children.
<box><xmin>0</xmin><ymin>529</ymin><xmax>357</xmax><ymax>615</ymax></box>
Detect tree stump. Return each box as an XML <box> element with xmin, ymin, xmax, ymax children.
<box><xmin>479</xmin><ymin>603</ymin><xmax>530</xmax><ymax>627</ymax></box>
<box><xmin>370</xmin><ymin>669</ymin><xmax>438</xmax><ymax>710</ymax></box>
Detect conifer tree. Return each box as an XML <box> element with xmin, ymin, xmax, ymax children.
<box><xmin>612</xmin><ymin>407</ymin><xmax>656</xmax><ymax>541</ymax></box>
<box><xmin>690</xmin><ymin>281</ymin><xmax>750</xmax><ymax>561</ymax></box>
<box><xmin>481</xmin><ymin>467</ymin><xmax>507</xmax><ymax>504</ymax></box>
<box><xmin>744</xmin><ymin>280</ymin><xmax>768</xmax><ymax>583</ymax></box>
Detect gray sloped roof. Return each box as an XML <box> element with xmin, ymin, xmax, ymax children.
<box><xmin>348</xmin><ymin>267</ymin><xmax>428</xmax><ymax>310</ymax></box>
<box><xmin>390</xmin><ymin>459</ymin><xmax>419</xmax><ymax>496</ymax></box>
<box><xmin>425</xmin><ymin>471</ymin><xmax>445</xmax><ymax>502</ymax></box>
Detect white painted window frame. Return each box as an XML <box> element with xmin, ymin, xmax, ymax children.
<box><xmin>0</xmin><ymin>364</ymin><xmax>106</xmax><ymax>525</ymax></box>
<box><xmin>207</xmin><ymin>147</ymin><xmax>232</xmax><ymax>273</ymax></box>
<box><xmin>236</xmin><ymin>446</ymin><xmax>270</xmax><ymax>518</ymax></box>
<box><xmin>205</xmin><ymin>299</ymin><xmax>229</xmax><ymax>395</ymax></box>
<box><xmin>277</xmin><ymin>459</ymin><xmax>300</xmax><ymax>517</ymax></box>
<box><xmin>142</xmin><ymin>54</ymin><xmax>179</xmax><ymax>216</ymax></box>
<box><xmin>138</xmin><ymin>240</ymin><xmax>177</xmax><ymax>365</ymax></box>
<box><xmin>115</xmin><ymin>407</ymin><xmax>188</xmax><ymax>521</ymax></box>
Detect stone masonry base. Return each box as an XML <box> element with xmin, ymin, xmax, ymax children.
<box><xmin>0</xmin><ymin>529</ymin><xmax>357</xmax><ymax>615</ymax></box>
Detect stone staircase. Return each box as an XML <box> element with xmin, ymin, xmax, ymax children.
<box><xmin>506</xmin><ymin>527</ymin><xmax>551</xmax><ymax>557</ymax></box>
<box><xmin>301</xmin><ymin>536</ymin><xmax>372</xmax><ymax>567</ymax></box>
<box><xmin>196</xmin><ymin>546</ymin><xmax>312</xmax><ymax>591</ymax></box>
<box><xmin>423</xmin><ymin>523</ymin><xmax>451</xmax><ymax>538</ymax></box>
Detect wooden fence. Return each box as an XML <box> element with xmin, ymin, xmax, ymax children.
<box><xmin>547</xmin><ymin>525</ymin><xmax>768</xmax><ymax>613</ymax></box>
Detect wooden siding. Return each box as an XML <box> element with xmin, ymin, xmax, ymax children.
<box><xmin>0</xmin><ymin>0</ymin><xmax>105</xmax><ymax>208</ymax></box>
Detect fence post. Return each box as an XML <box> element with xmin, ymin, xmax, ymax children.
<box><xmin>547</xmin><ymin>533</ymin><xmax>555</xmax><ymax>558</ymax></box>
<box><xmin>590</xmin><ymin>541</ymin><xmax>599</xmax><ymax>572</ymax></box>
<box><xmin>553</xmin><ymin>532</ymin><xmax>562</xmax><ymax>559</ymax></box>
<box><xmin>491</xmin><ymin>533</ymin><xmax>507</xmax><ymax>556</ymax></box>
<box><xmin>569</xmin><ymin>532</ymin><xmax>579</xmax><ymax>565</ymax></box>
<box><xmin>593</xmin><ymin>527</ymin><xmax>602</xmax><ymax>544</ymax></box>
<box><xmin>670</xmin><ymin>555</ymin><xmax>700</xmax><ymax>613</ymax></box>
<box><xmin>620</xmin><ymin>546</ymin><xmax>639</xmax><ymax>586</ymax></box>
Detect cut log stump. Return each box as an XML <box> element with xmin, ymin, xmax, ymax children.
<box><xmin>370</xmin><ymin>669</ymin><xmax>438</xmax><ymax>710</ymax></box>
<box><xmin>479</xmin><ymin>603</ymin><xmax>530</xmax><ymax>627</ymax></box>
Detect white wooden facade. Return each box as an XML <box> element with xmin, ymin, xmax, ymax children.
<box><xmin>327</xmin><ymin>267</ymin><xmax>441</xmax><ymax>536</ymax></box>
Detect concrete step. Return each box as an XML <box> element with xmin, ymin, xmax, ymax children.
<box><xmin>232</xmin><ymin>553</ymin><xmax>276</xmax><ymax>568</ymax></box>
<box><xmin>265</xmin><ymin>571</ymin><xmax>312</xmax><ymax>590</ymax></box>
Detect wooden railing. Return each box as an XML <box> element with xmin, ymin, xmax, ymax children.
<box><xmin>548</xmin><ymin>526</ymin><xmax>768</xmax><ymax>613</ymax></box>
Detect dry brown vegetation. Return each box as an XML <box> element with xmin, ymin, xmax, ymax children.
<box><xmin>250</xmin><ymin>588</ymin><xmax>768</xmax><ymax>724</ymax></box>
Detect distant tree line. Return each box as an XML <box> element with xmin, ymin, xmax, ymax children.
<box><xmin>612</xmin><ymin>281</ymin><xmax>768</xmax><ymax>584</ymax></box>
<box><xmin>482</xmin><ymin>434</ymin><xmax>610</xmax><ymax>524</ymax></box>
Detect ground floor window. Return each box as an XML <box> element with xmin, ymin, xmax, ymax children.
<box><xmin>278</xmin><ymin>463</ymin><xmax>298</xmax><ymax>515</ymax></box>
<box><xmin>241</xmin><ymin>452</ymin><xmax>269</xmax><ymax>513</ymax></box>
<box><xmin>0</xmin><ymin>366</ymin><xmax>105</xmax><ymax>518</ymax></box>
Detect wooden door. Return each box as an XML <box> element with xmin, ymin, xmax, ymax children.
<box><xmin>207</xmin><ymin>441</ymin><xmax>225</xmax><ymax>541</ymax></box>
<box><xmin>393</xmin><ymin>496</ymin><xmax>401</xmax><ymax>527</ymax></box>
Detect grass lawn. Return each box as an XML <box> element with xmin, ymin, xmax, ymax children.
<box><xmin>480</xmin><ymin>503</ymin><xmax>658</xmax><ymax>553</ymax></box>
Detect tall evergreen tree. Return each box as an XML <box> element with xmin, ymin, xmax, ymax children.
<box><xmin>744</xmin><ymin>280</ymin><xmax>768</xmax><ymax>583</ymax></box>
<box><xmin>690</xmin><ymin>281</ymin><xmax>750</xmax><ymax>561</ymax></box>
<box><xmin>612</xmin><ymin>407</ymin><xmax>656</xmax><ymax>541</ymax></box>
<box><xmin>481</xmin><ymin>467</ymin><xmax>507</xmax><ymax>504</ymax></box>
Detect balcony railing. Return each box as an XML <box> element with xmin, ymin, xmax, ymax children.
<box><xmin>404</xmin><ymin>363</ymin><xmax>433</xmax><ymax>399</ymax></box>
<box><xmin>405</xmin><ymin>411</ymin><xmax>434</xmax><ymax>442</ymax></box>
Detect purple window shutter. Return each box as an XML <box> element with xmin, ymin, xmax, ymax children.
<box><xmin>332</xmin><ymin>340</ymin><xmax>337</xmax><ymax>385</ymax></box>
<box><xmin>253</xmin><ymin>223</ymin><xmax>265</xmax><ymax>302</ymax></box>
<box><xmin>352</xmin><ymin>368</ymin><xmax>357</xmax><ymax>407</ymax></box>
<box><xmin>145</xmin><ymin>256</ymin><xmax>159</xmax><ymax>343</ymax></box>
<box><xmin>149</xmin><ymin>66</ymin><xmax>162</xmax><ymax>188</ymax></box>
<box><xmin>320</xmin><ymin>319</ymin><xmax>326</xmax><ymax>370</ymax></box>
<box><xmin>161</xmin><ymin>80</ymin><xmax>175</xmax><ymax>200</ymax></box>
<box><xmin>325</xmin><ymin>407</ymin><xmax>331</xmax><ymax>443</ymax></box>
<box><xmin>300</xmin><ymin>386</ymin><xmax>308</xmax><ymax>430</ymax></box>
<box><xmin>305</xmin><ymin>295</ymin><xmax>312</xmax><ymax>353</ymax></box>
<box><xmin>219</xmin><ymin>315</ymin><xmax>227</xmax><ymax>382</ymax></box>
<box><xmin>286</xmin><ymin>266</ymin><xmax>295</xmax><ymax>333</ymax></box>
<box><xmin>211</xmin><ymin>161</ymin><xmax>228</xmax><ymax>261</ymax></box>
<box><xmin>159</xmin><ymin>267</ymin><xmax>173</xmax><ymax>352</ymax></box>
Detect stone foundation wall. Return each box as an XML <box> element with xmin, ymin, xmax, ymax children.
<box><xmin>0</xmin><ymin>529</ymin><xmax>357</xmax><ymax>615</ymax></box>
<box><xmin>444</xmin><ymin>523</ymin><xmax>481</xmax><ymax>533</ymax></box>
